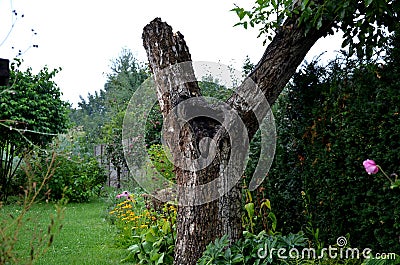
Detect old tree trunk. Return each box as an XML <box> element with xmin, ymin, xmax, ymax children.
<box><xmin>142</xmin><ymin>14</ymin><xmax>331</xmax><ymax>264</ymax></box>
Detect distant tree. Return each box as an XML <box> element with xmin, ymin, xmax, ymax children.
<box><xmin>70</xmin><ymin>49</ymin><xmax>149</xmax><ymax>188</ymax></box>
<box><xmin>101</xmin><ymin>49</ymin><xmax>148</xmax><ymax>187</ymax></box>
<box><xmin>102</xmin><ymin>111</ymin><xmax>126</xmax><ymax>188</ymax></box>
<box><xmin>104</xmin><ymin>48</ymin><xmax>148</xmax><ymax>113</ymax></box>
<box><xmin>0</xmin><ymin>59</ymin><xmax>69</xmax><ymax>202</ymax></box>
<box><xmin>70</xmin><ymin>90</ymin><xmax>107</xmax><ymax>152</ymax></box>
<box><xmin>70</xmin><ymin>49</ymin><xmax>149</xmax><ymax>154</ymax></box>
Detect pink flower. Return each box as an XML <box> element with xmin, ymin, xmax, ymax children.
<box><xmin>116</xmin><ymin>191</ymin><xmax>131</xmax><ymax>199</ymax></box>
<box><xmin>363</xmin><ymin>159</ymin><xmax>379</xmax><ymax>175</ymax></box>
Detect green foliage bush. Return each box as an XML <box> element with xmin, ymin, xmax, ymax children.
<box><xmin>198</xmin><ymin>230</ymin><xmax>309</xmax><ymax>265</ymax></box>
<box><xmin>266</xmin><ymin>45</ymin><xmax>400</xmax><ymax>253</ymax></box>
<box><xmin>145</xmin><ymin>104</ymin><xmax>163</xmax><ymax>147</ymax></box>
<box><xmin>0</xmin><ymin>59</ymin><xmax>69</xmax><ymax>146</ymax></box>
<box><xmin>147</xmin><ymin>144</ymin><xmax>175</xmax><ymax>183</ymax></box>
<box><xmin>44</xmin><ymin>128</ymin><xmax>107</xmax><ymax>202</ymax></box>
<box><xmin>48</xmin><ymin>154</ymin><xmax>106</xmax><ymax>202</ymax></box>
<box><xmin>0</xmin><ymin>59</ymin><xmax>69</xmax><ymax>202</ymax></box>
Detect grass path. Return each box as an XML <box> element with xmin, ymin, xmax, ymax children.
<box><xmin>2</xmin><ymin>199</ymin><xmax>127</xmax><ymax>264</ymax></box>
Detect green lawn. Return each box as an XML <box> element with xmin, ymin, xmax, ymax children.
<box><xmin>1</xmin><ymin>199</ymin><xmax>127</xmax><ymax>265</ymax></box>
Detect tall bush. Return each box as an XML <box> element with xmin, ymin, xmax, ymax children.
<box><xmin>44</xmin><ymin>128</ymin><xmax>107</xmax><ymax>202</ymax></box>
<box><xmin>267</xmin><ymin>43</ymin><xmax>400</xmax><ymax>253</ymax></box>
<box><xmin>0</xmin><ymin>60</ymin><xmax>69</xmax><ymax>202</ymax></box>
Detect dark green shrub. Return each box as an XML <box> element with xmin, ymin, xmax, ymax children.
<box><xmin>48</xmin><ymin>154</ymin><xmax>106</xmax><ymax>202</ymax></box>
<box><xmin>44</xmin><ymin>128</ymin><xmax>107</xmax><ymax>202</ymax></box>
<box><xmin>0</xmin><ymin>60</ymin><xmax>69</xmax><ymax>202</ymax></box>
<box><xmin>266</xmin><ymin>48</ymin><xmax>400</xmax><ymax>254</ymax></box>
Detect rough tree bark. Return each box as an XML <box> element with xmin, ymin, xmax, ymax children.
<box><xmin>142</xmin><ymin>14</ymin><xmax>332</xmax><ymax>264</ymax></box>
<box><xmin>143</xmin><ymin>19</ymin><xmax>223</xmax><ymax>264</ymax></box>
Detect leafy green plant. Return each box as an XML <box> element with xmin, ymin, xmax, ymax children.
<box><xmin>211</xmin><ymin>185</ymin><xmax>277</xmax><ymax>263</ymax></box>
<box><xmin>231</xmin><ymin>0</ymin><xmax>397</xmax><ymax>58</ymax></box>
<box><xmin>108</xmin><ymin>192</ymin><xmax>176</xmax><ymax>263</ymax></box>
<box><xmin>123</xmin><ymin>223</ymin><xmax>175</xmax><ymax>264</ymax></box>
<box><xmin>197</xmin><ymin>235</ymin><xmax>234</xmax><ymax>265</ymax></box>
<box><xmin>301</xmin><ymin>190</ymin><xmax>324</xmax><ymax>254</ymax></box>
<box><xmin>198</xmin><ymin>230</ymin><xmax>308</xmax><ymax>265</ymax></box>
<box><xmin>43</xmin><ymin>130</ymin><xmax>107</xmax><ymax>202</ymax></box>
<box><xmin>362</xmin><ymin>254</ymin><xmax>400</xmax><ymax>265</ymax></box>
<box><xmin>242</xmin><ymin>189</ymin><xmax>277</xmax><ymax>235</ymax></box>
<box><xmin>147</xmin><ymin>144</ymin><xmax>175</xmax><ymax>183</ymax></box>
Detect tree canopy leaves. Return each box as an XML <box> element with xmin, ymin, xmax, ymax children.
<box><xmin>232</xmin><ymin>0</ymin><xmax>399</xmax><ymax>58</ymax></box>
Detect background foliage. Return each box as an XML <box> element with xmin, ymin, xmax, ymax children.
<box><xmin>264</xmin><ymin>31</ymin><xmax>400</xmax><ymax>253</ymax></box>
<box><xmin>70</xmin><ymin>48</ymin><xmax>149</xmax><ymax>155</ymax></box>
<box><xmin>13</xmin><ymin>128</ymin><xmax>108</xmax><ymax>203</ymax></box>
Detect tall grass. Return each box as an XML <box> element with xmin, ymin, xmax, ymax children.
<box><xmin>1</xmin><ymin>199</ymin><xmax>126</xmax><ymax>265</ymax></box>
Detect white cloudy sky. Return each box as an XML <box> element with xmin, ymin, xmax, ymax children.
<box><xmin>0</xmin><ymin>0</ymin><xmax>343</xmax><ymax>107</ymax></box>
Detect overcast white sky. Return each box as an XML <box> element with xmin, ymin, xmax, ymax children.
<box><xmin>0</xmin><ymin>0</ymin><xmax>343</xmax><ymax>107</ymax></box>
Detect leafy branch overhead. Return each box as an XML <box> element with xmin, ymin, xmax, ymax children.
<box><xmin>232</xmin><ymin>0</ymin><xmax>398</xmax><ymax>58</ymax></box>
